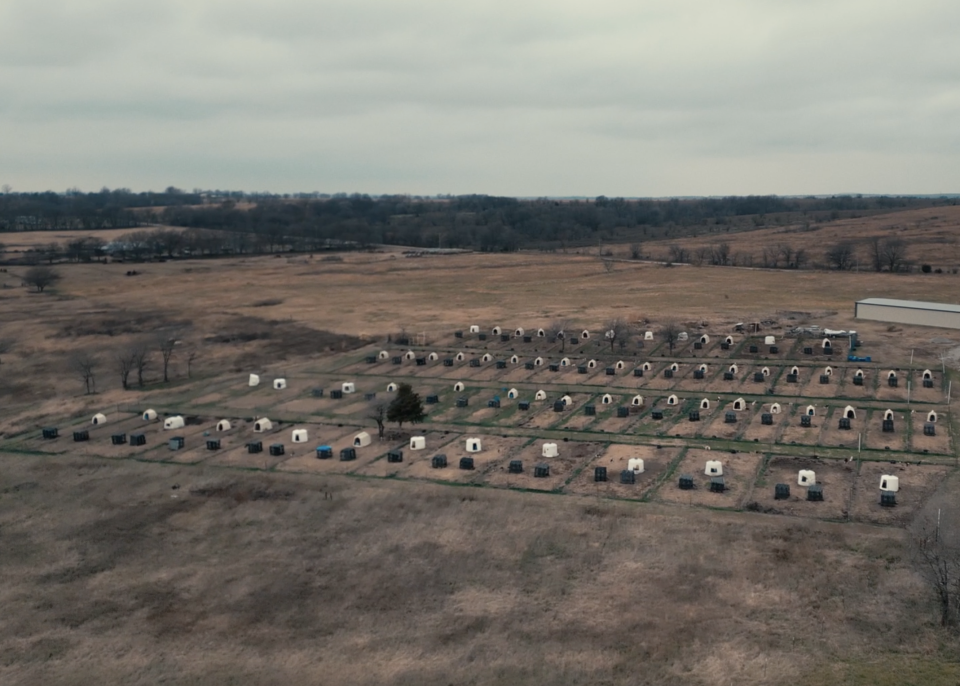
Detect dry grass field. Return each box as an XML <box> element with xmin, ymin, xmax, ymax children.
<box><xmin>2</xmin><ymin>219</ymin><xmax>960</xmax><ymax>685</ymax></box>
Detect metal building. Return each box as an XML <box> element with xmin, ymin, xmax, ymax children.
<box><xmin>855</xmin><ymin>298</ymin><xmax>960</xmax><ymax>330</ymax></box>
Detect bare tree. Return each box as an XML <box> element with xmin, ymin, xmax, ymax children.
<box><xmin>547</xmin><ymin>318</ymin><xmax>571</xmax><ymax>353</ymax></box>
<box><xmin>825</xmin><ymin>241</ymin><xmax>855</xmax><ymax>270</ymax></box>
<box><xmin>660</xmin><ymin>321</ymin><xmax>682</xmax><ymax>355</ymax></box>
<box><xmin>116</xmin><ymin>349</ymin><xmax>136</xmax><ymax>389</ymax></box>
<box><xmin>368</xmin><ymin>401</ymin><xmax>387</xmax><ymax>441</ymax></box>
<box><xmin>629</xmin><ymin>243</ymin><xmax>642</xmax><ymax>260</ymax></box>
<box><xmin>601</xmin><ymin>257</ymin><xmax>615</xmax><ymax>273</ymax></box>
<box><xmin>23</xmin><ymin>265</ymin><xmax>61</xmax><ymax>293</ymax></box>
<box><xmin>668</xmin><ymin>244</ymin><xmax>688</xmax><ymax>264</ymax></box>
<box><xmin>882</xmin><ymin>237</ymin><xmax>909</xmax><ymax>272</ymax></box>
<box><xmin>131</xmin><ymin>343</ymin><xmax>150</xmax><ymax>387</ymax></box>
<box><xmin>793</xmin><ymin>248</ymin><xmax>808</xmax><ymax>270</ymax></box>
<box><xmin>71</xmin><ymin>352</ymin><xmax>98</xmax><ymax>394</ymax></box>
<box><xmin>691</xmin><ymin>247</ymin><xmax>709</xmax><ymax>266</ymax></box>
<box><xmin>604</xmin><ymin>317</ymin><xmax>632</xmax><ymax>352</ymax></box>
<box><xmin>911</xmin><ymin>496</ymin><xmax>960</xmax><ymax>628</ymax></box>
<box><xmin>778</xmin><ymin>244</ymin><xmax>795</xmax><ymax>269</ymax></box>
<box><xmin>761</xmin><ymin>246</ymin><xmax>779</xmax><ymax>268</ymax></box>
<box><xmin>869</xmin><ymin>236</ymin><xmax>884</xmax><ymax>272</ymax></box>
<box><xmin>186</xmin><ymin>348</ymin><xmax>198</xmax><ymax>378</ymax></box>
<box><xmin>156</xmin><ymin>329</ymin><xmax>185</xmax><ymax>383</ymax></box>
<box><xmin>711</xmin><ymin>242</ymin><xmax>731</xmax><ymax>266</ymax></box>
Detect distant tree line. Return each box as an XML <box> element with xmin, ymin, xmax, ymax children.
<box><xmin>1</xmin><ymin>188</ymin><xmax>952</xmax><ymax>254</ymax></box>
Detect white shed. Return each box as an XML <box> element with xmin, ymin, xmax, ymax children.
<box><xmin>507</xmin><ymin>388</ymin><xmax>519</xmax><ymax>399</ymax></box>
<box><xmin>91</xmin><ymin>413</ymin><xmax>108</xmax><ymax>426</ymax></box>
<box><xmin>466</xmin><ymin>437</ymin><xmax>482</xmax><ymax>453</ymax></box>
<box><xmin>142</xmin><ymin>409</ymin><xmax>157</xmax><ymax>421</ymax></box>
<box><xmin>254</xmin><ymin>418</ymin><xmax>273</xmax><ymax>432</ymax></box>
<box><xmin>601</xmin><ymin>394</ymin><xmax>613</xmax><ymax>405</ymax></box>
<box><xmin>798</xmin><ymin>470</ymin><xmax>816</xmax><ymax>486</ymax></box>
<box><xmin>705</xmin><ymin>460</ymin><xmax>723</xmax><ymax>476</ymax></box>
<box><xmin>248</xmin><ymin>373</ymin><xmax>260</xmax><ymax>387</ymax></box>
<box><xmin>454</xmin><ymin>382</ymin><xmax>465</xmax><ymax>392</ymax></box>
<box><xmin>542</xmin><ymin>443</ymin><xmax>559</xmax><ymax>458</ymax></box>
<box><xmin>342</xmin><ymin>382</ymin><xmax>356</xmax><ymax>394</ymax></box>
<box><xmin>764</xmin><ymin>335</ymin><xmax>776</xmax><ymax>345</ymax></box>
<box><xmin>216</xmin><ymin>419</ymin><xmax>232</xmax><ymax>432</ymax></box>
<box><xmin>273</xmin><ymin>378</ymin><xmax>287</xmax><ymax>390</ymax></box>
<box><xmin>667</xmin><ymin>395</ymin><xmax>679</xmax><ymax>406</ymax></box>
<box><xmin>631</xmin><ymin>394</ymin><xmax>644</xmax><ymax>406</ymax></box>
<box><xmin>644</xmin><ymin>331</ymin><xmax>654</xmax><ymax>340</ymax></box>
<box><xmin>163</xmin><ymin>416</ymin><xmax>184</xmax><ymax>430</ymax></box>
<box><xmin>354</xmin><ymin>431</ymin><xmax>371</xmax><ymax>447</ymax></box>
<box><xmin>628</xmin><ymin>458</ymin><xmax>645</xmax><ymax>473</ymax></box>
<box><xmin>677</xmin><ymin>332</ymin><xmax>688</xmax><ymax>341</ymax></box>
<box><xmin>535</xmin><ymin>390</ymin><xmax>547</xmax><ymax>401</ymax></box>
<box><xmin>410</xmin><ymin>436</ymin><xmax>426</xmax><ymax>451</ymax></box>
<box><xmin>292</xmin><ymin>429</ymin><xmax>309</xmax><ymax>443</ymax></box>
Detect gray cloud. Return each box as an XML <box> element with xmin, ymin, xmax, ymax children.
<box><xmin>1</xmin><ymin>0</ymin><xmax>957</xmax><ymax>194</ymax></box>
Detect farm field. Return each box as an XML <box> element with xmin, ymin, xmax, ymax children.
<box><xmin>2</xmin><ymin>241</ymin><xmax>960</xmax><ymax>685</ymax></box>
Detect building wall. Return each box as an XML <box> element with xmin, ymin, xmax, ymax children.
<box><xmin>856</xmin><ymin>303</ymin><xmax>960</xmax><ymax>330</ymax></box>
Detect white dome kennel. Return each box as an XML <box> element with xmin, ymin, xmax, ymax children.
<box><xmin>273</xmin><ymin>378</ymin><xmax>287</xmax><ymax>390</ymax></box>
<box><xmin>91</xmin><ymin>413</ymin><xmax>108</xmax><ymax>426</ymax></box>
<box><xmin>410</xmin><ymin>436</ymin><xmax>426</xmax><ymax>451</ymax></box>
<box><xmin>142</xmin><ymin>409</ymin><xmax>158</xmax><ymax>421</ymax></box>
<box><xmin>216</xmin><ymin>419</ymin><xmax>232</xmax><ymax>432</ymax></box>
<box><xmin>248</xmin><ymin>374</ymin><xmax>260</xmax><ymax>387</ymax></box>
<box><xmin>466</xmin><ymin>437</ymin><xmax>482</xmax><ymax>453</ymax></box>
<box><xmin>254</xmin><ymin>418</ymin><xmax>273</xmax><ymax>432</ymax></box>
<box><xmin>542</xmin><ymin>443</ymin><xmax>559</xmax><ymax>458</ymax></box>
<box><xmin>163</xmin><ymin>416</ymin><xmax>184</xmax><ymax>430</ymax></box>
<box><xmin>292</xmin><ymin>429</ymin><xmax>309</xmax><ymax>443</ymax></box>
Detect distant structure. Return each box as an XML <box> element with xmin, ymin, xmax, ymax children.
<box><xmin>855</xmin><ymin>298</ymin><xmax>960</xmax><ymax>330</ymax></box>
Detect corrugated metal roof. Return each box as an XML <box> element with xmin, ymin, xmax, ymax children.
<box><xmin>857</xmin><ymin>298</ymin><xmax>960</xmax><ymax>314</ymax></box>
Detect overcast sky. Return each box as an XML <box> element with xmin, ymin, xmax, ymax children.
<box><xmin>1</xmin><ymin>0</ymin><xmax>958</xmax><ymax>196</ymax></box>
